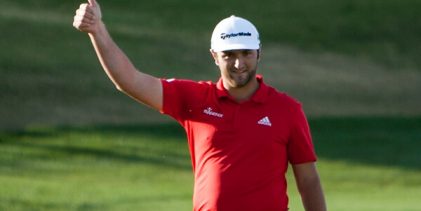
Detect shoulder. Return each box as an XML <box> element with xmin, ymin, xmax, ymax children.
<box><xmin>263</xmin><ymin>85</ymin><xmax>308</xmax><ymax>125</ymax></box>
<box><xmin>266</xmin><ymin>85</ymin><xmax>302</xmax><ymax>109</ymax></box>
<box><xmin>162</xmin><ymin>78</ymin><xmax>214</xmax><ymax>89</ymax></box>
<box><xmin>161</xmin><ymin>78</ymin><xmax>216</xmax><ymax>98</ymax></box>
<box><xmin>162</xmin><ymin>78</ymin><xmax>213</xmax><ymax>86</ymax></box>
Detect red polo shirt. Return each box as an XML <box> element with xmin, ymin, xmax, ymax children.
<box><xmin>160</xmin><ymin>75</ymin><xmax>316</xmax><ymax>211</ymax></box>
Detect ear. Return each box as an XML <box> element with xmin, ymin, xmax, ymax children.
<box><xmin>257</xmin><ymin>48</ymin><xmax>262</xmax><ymax>62</ymax></box>
<box><xmin>209</xmin><ymin>49</ymin><xmax>219</xmax><ymax>66</ymax></box>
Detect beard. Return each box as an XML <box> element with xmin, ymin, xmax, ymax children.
<box><xmin>228</xmin><ymin>67</ymin><xmax>257</xmax><ymax>88</ymax></box>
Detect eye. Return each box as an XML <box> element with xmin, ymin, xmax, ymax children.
<box><xmin>221</xmin><ymin>51</ymin><xmax>233</xmax><ymax>59</ymax></box>
<box><xmin>243</xmin><ymin>50</ymin><xmax>254</xmax><ymax>57</ymax></box>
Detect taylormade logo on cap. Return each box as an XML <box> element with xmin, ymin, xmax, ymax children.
<box><xmin>220</xmin><ymin>32</ymin><xmax>252</xmax><ymax>40</ymax></box>
<box><xmin>211</xmin><ymin>15</ymin><xmax>260</xmax><ymax>52</ymax></box>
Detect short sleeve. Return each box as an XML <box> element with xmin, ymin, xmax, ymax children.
<box><xmin>287</xmin><ymin>104</ymin><xmax>317</xmax><ymax>164</ymax></box>
<box><xmin>160</xmin><ymin>78</ymin><xmax>208</xmax><ymax>122</ymax></box>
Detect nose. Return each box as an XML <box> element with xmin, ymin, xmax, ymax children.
<box><xmin>234</xmin><ymin>56</ymin><xmax>245</xmax><ymax>71</ymax></box>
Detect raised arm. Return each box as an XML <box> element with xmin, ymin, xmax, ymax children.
<box><xmin>73</xmin><ymin>0</ymin><xmax>162</xmax><ymax>110</ymax></box>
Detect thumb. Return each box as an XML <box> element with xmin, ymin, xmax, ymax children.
<box><xmin>88</xmin><ymin>0</ymin><xmax>96</xmax><ymax>6</ymax></box>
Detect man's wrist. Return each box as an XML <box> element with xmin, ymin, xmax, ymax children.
<box><xmin>89</xmin><ymin>21</ymin><xmax>106</xmax><ymax>37</ymax></box>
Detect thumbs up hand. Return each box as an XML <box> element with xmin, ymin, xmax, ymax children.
<box><xmin>73</xmin><ymin>0</ymin><xmax>102</xmax><ymax>34</ymax></box>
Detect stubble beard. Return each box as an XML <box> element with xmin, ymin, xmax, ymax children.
<box><xmin>229</xmin><ymin>68</ymin><xmax>257</xmax><ymax>88</ymax></box>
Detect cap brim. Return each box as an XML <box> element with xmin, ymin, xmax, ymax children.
<box><xmin>211</xmin><ymin>43</ymin><xmax>260</xmax><ymax>52</ymax></box>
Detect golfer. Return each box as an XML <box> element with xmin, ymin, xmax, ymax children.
<box><xmin>73</xmin><ymin>0</ymin><xmax>327</xmax><ymax>210</ymax></box>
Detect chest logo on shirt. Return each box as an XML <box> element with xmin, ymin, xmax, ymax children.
<box><xmin>257</xmin><ymin>116</ymin><xmax>272</xmax><ymax>126</ymax></box>
<box><xmin>203</xmin><ymin>107</ymin><xmax>224</xmax><ymax>118</ymax></box>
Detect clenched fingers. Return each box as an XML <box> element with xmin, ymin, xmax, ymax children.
<box><xmin>73</xmin><ymin>3</ymin><xmax>99</xmax><ymax>32</ymax></box>
<box><xmin>73</xmin><ymin>0</ymin><xmax>102</xmax><ymax>33</ymax></box>
<box><xmin>74</xmin><ymin>10</ymin><xmax>95</xmax><ymax>24</ymax></box>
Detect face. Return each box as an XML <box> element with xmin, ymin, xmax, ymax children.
<box><xmin>211</xmin><ymin>49</ymin><xmax>260</xmax><ymax>89</ymax></box>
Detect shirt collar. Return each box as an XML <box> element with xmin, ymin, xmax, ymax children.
<box><xmin>216</xmin><ymin>74</ymin><xmax>269</xmax><ymax>104</ymax></box>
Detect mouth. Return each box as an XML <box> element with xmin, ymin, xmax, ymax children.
<box><xmin>230</xmin><ymin>68</ymin><xmax>248</xmax><ymax>74</ymax></box>
<box><xmin>229</xmin><ymin>70</ymin><xmax>249</xmax><ymax>81</ymax></box>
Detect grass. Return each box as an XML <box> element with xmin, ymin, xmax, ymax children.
<box><xmin>1</xmin><ymin>0</ymin><xmax>421</xmax><ymax>210</ymax></box>
<box><xmin>1</xmin><ymin>0</ymin><xmax>421</xmax><ymax>129</ymax></box>
<box><xmin>3</xmin><ymin>0</ymin><xmax>421</xmax><ymax>68</ymax></box>
<box><xmin>0</xmin><ymin>124</ymin><xmax>193</xmax><ymax>210</ymax></box>
<box><xmin>1</xmin><ymin>117</ymin><xmax>421</xmax><ymax>210</ymax></box>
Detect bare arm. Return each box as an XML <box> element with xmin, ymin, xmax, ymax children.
<box><xmin>73</xmin><ymin>0</ymin><xmax>162</xmax><ymax>110</ymax></box>
<box><xmin>292</xmin><ymin>162</ymin><xmax>327</xmax><ymax>211</ymax></box>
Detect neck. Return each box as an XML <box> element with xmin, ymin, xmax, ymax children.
<box><xmin>225</xmin><ymin>78</ymin><xmax>259</xmax><ymax>103</ymax></box>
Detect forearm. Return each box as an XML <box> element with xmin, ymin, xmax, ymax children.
<box><xmin>73</xmin><ymin>0</ymin><xmax>163</xmax><ymax>110</ymax></box>
<box><xmin>88</xmin><ymin>22</ymin><xmax>138</xmax><ymax>91</ymax></box>
<box><xmin>292</xmin><ymin>163</ymin><xmax>327</xmax><ymax>211</ymax></box>
<box><xmin>298</xmin><ymin>175</ymin><xmax>327</xmax><ymax>211</ymax></box>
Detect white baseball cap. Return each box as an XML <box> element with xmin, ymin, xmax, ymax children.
<box><xmin>211</xmin><ymin>15</ymin><xmax>260</xmax><ymax>52</ymax></box>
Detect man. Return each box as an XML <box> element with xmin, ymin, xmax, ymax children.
<box><xmin>73</xmin><ymin>0</ymin><xmax>327</xmax><ymax>210</ymax></box>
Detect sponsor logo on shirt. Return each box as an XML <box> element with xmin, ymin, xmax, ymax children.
<box><xmin>257</xmin><ymin>116</ymin><xmax>272</xmax><ymax>126</ymax></box>
<box><xmin>203</xmin><ymin>107</ymin><xmax>224</xmax><ymax>118</ymax></box>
